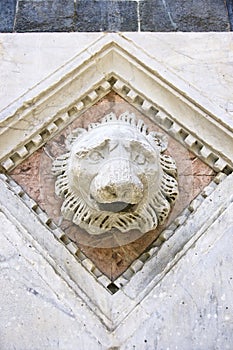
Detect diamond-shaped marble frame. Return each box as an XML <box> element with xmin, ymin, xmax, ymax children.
<box><xmin>0</xmin><ymin>34</ymin><xmax>232</xmax><ymax>339</ymax></box>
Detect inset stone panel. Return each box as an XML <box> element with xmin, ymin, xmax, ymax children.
<box><xmin>11</xmin><ymin>92</ymin><xmax>215</xmax><ymax>280</ymax></box>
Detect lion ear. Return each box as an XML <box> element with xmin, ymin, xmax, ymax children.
<box><xmin>65</xmin><ymin>128</ymin><xmax>87</xmax><ymax>150</ymax></box>
<box><xmin>150</xmin><ymin>132</ymin><xmax>168</xmax><ymax>152</ymax></box>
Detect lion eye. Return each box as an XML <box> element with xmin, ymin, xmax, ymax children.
<box><xmin>134</xmin><ymin>153</ymin><xmax>146</xmax><ymax>165</ymax></box>
<box><xmin>89</xmin><ymin>150</ymin><xmax>104</xmax><ymax>162</ymax></box>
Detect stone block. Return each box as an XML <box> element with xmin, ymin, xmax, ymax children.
<box><xmin>140</xmin><ymin>0</ymin><xmax>230</xmax><ymax>32</ymax></box>
<box><xmin>14</xmin><ymin>0</ymin><xmax>74</xmax><ymax>32</ymax></box>
<box><xmin>140</xmin><ymin>0</ymin><xmax>173</xmax><ymax>31</ymax></box>
<box><xmin>226</xmin><ymin>0</ymin><xmax>233</xmax><ymax>30</ymax></box>
<box><xmin>75</xmin><ymin>0</ymin><xmax>138</xmax><ymax>32</ymax></box>
<box><xmin>0</xmin><ymin>0</ymin><xmax>16</xmax><ymax>32</ymax></box>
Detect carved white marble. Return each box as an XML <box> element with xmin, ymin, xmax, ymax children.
<box><xmin>52</xmin><ymin>112</ymin><xmax>178</xmax><ymax>235</ymax></box>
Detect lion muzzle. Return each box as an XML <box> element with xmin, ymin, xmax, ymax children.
<box><xmin>90</xmin><ymin>159</ymin><xmax>144</xmax><ymax>212</ymax></box>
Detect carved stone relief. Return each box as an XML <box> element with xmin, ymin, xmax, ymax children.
<box><xmin>52</xmin><ymin>112</ymin><xmax>179</xmax><ymax>235</ymax></box>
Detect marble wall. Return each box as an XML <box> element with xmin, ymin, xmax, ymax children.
<box><xmin>0</xmin><ymin>33</ymin><xmax>233</xmax><ymax>350</ymax></box>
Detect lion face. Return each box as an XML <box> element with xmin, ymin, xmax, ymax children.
<box><xmin>52</xmin><ymin>112</ymin><xmax>178</xmax><ymax>235</ymax></box>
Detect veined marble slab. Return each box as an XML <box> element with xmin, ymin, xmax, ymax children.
<box><xmin>124</xmin><ymin>33</ymin><xmax>233</xmax><ymax>117</ymax></box>
<box><xmin>0</xmin><ymin>33</ymin><xmax>103</xmax><ymax>112</ymax></box>
<box><xmin>0</xmin><ymin>33</ymin><xmax>233</xmax><ymax>118</ymax></box>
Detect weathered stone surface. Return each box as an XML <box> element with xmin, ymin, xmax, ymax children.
<box><xmin>124</xmin><ymin>32</ymin><xmax>233</xmax><ymax>115</ymax></box>
<box><xmin>14</xmin><ymin>0</ymin><xmax>74</xmax><ymax>32</ymax></box>
<box><xmin>0</xmin><ymin>0</ymin><xmax>16</xmax><ymax>32</ymax></box>
<box><xmin>140</xmin><ymin>0</ymin><xmax>174</xmax><ymax>32</ymax></box>
<box><xmin>131</xmin><ymin>203</ymin><xmax>233</xmax><ymax>350</ymax></box>
<box><xmin>75</xmin><ymin>0</ymin><xmax>138</xmax><ymax>32</ymax></box>
<box><xmin>169</xmin><ymin>0</ymin><xmax>230</xmax><ymax>31</ymax></box>
<box><xmin>0</xmin><ymin>177</ymin><xmax>233</xmax><ymax>348</ymax></box>
<box><xmin>2</xmin><ymin>32</ymin><xmax>232</xmax><ymax>281</ymax></box>
<box><xmin>0</xmin><ymin>212</ymin><xmax>104</xmax><ymax>350</ymax></box>
<box><xmin>0</xmin><ymin>32</ymin><xmax>233</xmax><ymax>349</ymax></box>
<box><xmin>1</xmin><ymin>33</ymin><xmax>233</xmax><ymax>117</ymax></box>
<box><xmin>0</xmin><ymin>33</ymin><xmax>103</xmax><ymax>112</ymax></box>
<box><xmin>140</xmin><ymin>0</ymin><xmax>230</xmax><ymax>32</ymax></box>
<box><xmin>2</xmin><ymin>0</ymin><xmax>232</xmax><ymax>33</ymax></box>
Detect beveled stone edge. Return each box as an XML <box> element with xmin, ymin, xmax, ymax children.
<box><xmin>113</xmin><ymin>172</ymin><xmax>227</xmax><ymax>289</ymax></box>
<box><xmin>0</xmin><ymin>209</ymin><xmax>112</xmax><ymax>348</ymax></box>
<box><xmin>0</xmin><ymin>170</ymin><xmax>232</xmax><ymax>332</ymax></box>
<box><xmin>112</xmin><ymin>77</ymin><xmax>232</xmax><ymax>173</ymax></box>
<box><xmin>0</xmin><ymin>35</ymin><xmax>233</xmax><ymax>171</ymax></box>
<box><xmin>0</xmin><ymin>78</ymin><xmax>112</xmax><ymax>172</ymax></box>
<box><xmin>1</xmin><ymin>176</ymin><xmax>232</xmax><ymax>346</ymax></box>
<box><xmin>0</xmin><ymin>170</ymin><xmax>229</xmax><ymax>293</ymax></box>
<box><xmin>1</xmin><ymin>75</ymin><xmax>232</xmax><ymax>174</ymax></box>
<box><xmin>0</xmin><ymin>174</ymin><xmax>115</xmax><ymax>330</ymax></box>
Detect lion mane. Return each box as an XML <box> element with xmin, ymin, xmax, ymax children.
<box><xmin>52</xmin><ymin>112</ymin><xmax>178</xmax><ymax>235</ymax></box>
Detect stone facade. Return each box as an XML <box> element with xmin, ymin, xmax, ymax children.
<box><xmin>0</xmin><ymin>33</ymin><xmax>233</xmax><ymax>350</ymax></box>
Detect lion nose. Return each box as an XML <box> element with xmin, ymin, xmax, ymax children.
<box><xmin>90</xmin><ymin>159</ymin><xmax>143</xmax><ymax>204</ymax></box>
<box><xmin>101</xmin><ymin>181</ymin><xmax>143</xmax><ymax>203</ymax></box>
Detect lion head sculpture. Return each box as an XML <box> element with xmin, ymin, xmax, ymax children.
<box><xmin>52</xmin><ymin>112</ymin><xmax>178</xmax><ymax>235</ymax></box>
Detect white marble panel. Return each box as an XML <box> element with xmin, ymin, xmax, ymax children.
<box><xmin>0</xmin><ymin>212</ymin><xmax>105</xmax><ymax>350</ymax></box>
<box><xmin>121</xmin><ymin>202</ymin><xmax>233</xmax><ymax>349</ymax></box>
<box><xmin>0</xmin><ymin>33</ymin><xmax>103</xmax><ymax>112</ymax></box>
<box><xmin>124</xmin><ymin>33</ymin><xmax>233</xmax><ymax>118</ymax></box>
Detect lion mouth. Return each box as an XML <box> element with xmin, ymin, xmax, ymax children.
<box><xmin>97</xmin><ymin>201</ymin><xmax>136</xmax><ymax>213</ymax></box>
